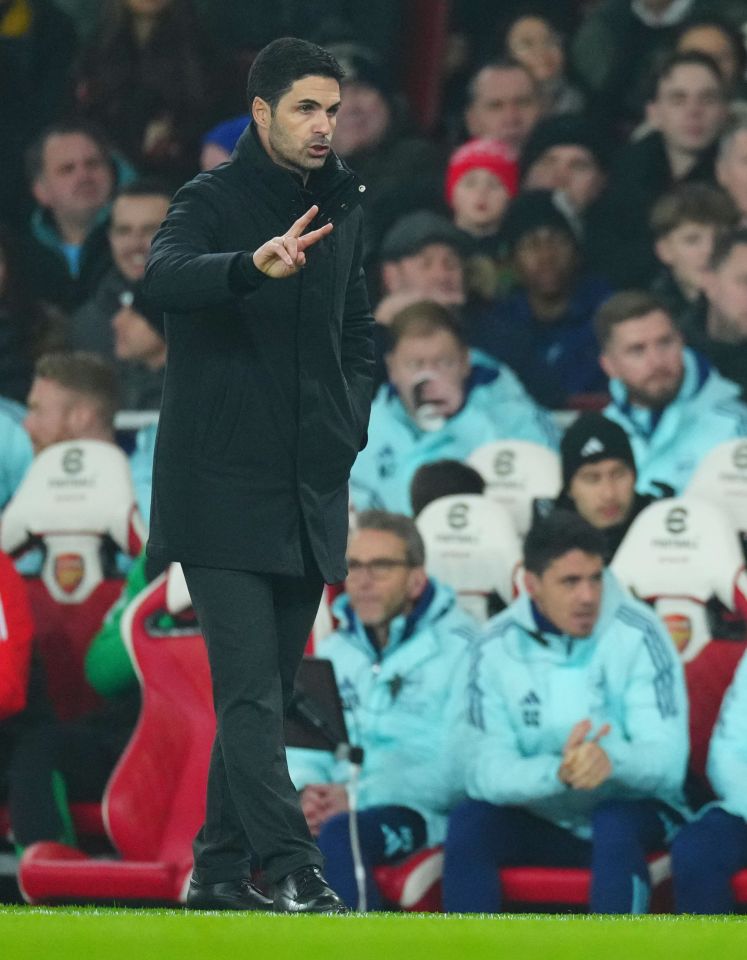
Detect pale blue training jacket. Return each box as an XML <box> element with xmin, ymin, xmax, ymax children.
<box><xmin>457</xmin><ymin>571</ymin><xmax>689</xmax><ymax>840</ymax></box>
<box><xmin>604</xmin><ymin>348</ymin><xmax>747</xmax><ymax>495</ymax></box>
<box><xmin>707</xmin><ymin>649</ymin><xmax>747</xmax><ymax>824</ymax></box>
<box><xmin>0</xmin><ymin>397</ymin><xmax>32</xmax><ymax>509</ymax></box>
<box><xmin>349</xmin><ymin>352</ymin><xmax>559</xmax><ymax>515</ymax></box>
<box><xmin>286</xmin><ymin>579</ymin><xmax>479</xmax><ymax>845</ymax></box>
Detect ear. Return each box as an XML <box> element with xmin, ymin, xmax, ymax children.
<box><xmin>599</xmin><ymin>351</ymin><xmax>615</xmax><ymax>380</ymax></box>
<box><xmin>700</xmin><ymin>266</ymin><xmax>717</xmax><ymax>301</ymax></box>
<box><xmin>407</xmin><ymin>566</ymin><xmax>429</xmax><ymax>601</ymax></box>
<box><xmin>654</xmin><ymin>236</ymin><xmax>674</xmax><ymax>267</ymax></box>
<box><xmin>66</xmin><ymin>401</ymin><xmax>91</xmax><ymax>438</ymax></box>
<box><xmin>251</xmin><ymin>96</ymin><xmax>271</xmax><ymax>130</ymax></box>
<box><xmin>646</xmin><ymin>99</ymin><xmax>660</xmax><ymax>130</ymax></box>
<box><xmin>31</xmin><ymin>177</ymin><xmax>50</xmax><ymax>209</ymax></box>
<box><xmin>524</xmin><ymin>569</ymin><xmax>539</xmax><ymax>599</ymax></box>
<box><xmin>380</xmin><ymin>262</ymin><xmax>400</xmax><ymax>294</ymax></box>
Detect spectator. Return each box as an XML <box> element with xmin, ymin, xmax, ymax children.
<box><xmin>571</xmin><ymin>0</ymin><xmax>744</xmax><ymax>125</ymax></box>
<box><xmin>69</xmin><ymin>178</ymin><xmax>171</xmax><ymax>358</ymax></box>
<box><xmin>649</xmin><ymin>182</ymin><xmax>739</xmax><ymax>322</ymax></box>
<box><xmin>199</xmin><ymin>114</ymin><xmax>248</xmax><ymax>170</ymax></box>
<box><xmin>23</xmin><ymin>122</ymin><xmax>126</xmax><ymax>313</ymax></box>
<box><xmin>287</xmin><ymin>510</ymin><xmax>478</xmax><ymax>911</ymax></box>
<box><xmin>469</xmin><ymin>190</ymin><xmax>611</xmax><ymax>408</ymax></box>
<box><xmin>75</xmin><ymin>0</ymin><xmax>234</xmax><ymax>182</ymax></box>
<box><xmin>0</xmin><ymin>224</ymin><xmax>63</xmax><ymax>403</ymax></box>
<box><xmin>672</xmin><ymin>649</ymin><xmax>747</xmax><ymax>914</ymax></box>
<box><xmin>410</xmin><ymin>459</ymin><xmax>486</xmax><ymax>518</ymax></box>
<box><xmin>23</xmin><ymin>351</ymin><xmax>118</xmax><ymax>454</ymax></box>
<box><xmin>0</xmin><ymin>0</ymin><xmax>77</xmax><ymax>226</ymax></box>
<box><xmin>548</xmin><ymin>412</ymin><xmax>666</xmax><ymax>562</ymax></box>
<box><xmin>112</xmin><ymin>282</ymin><xmax>166</xmax><ymax>410</ymax></box>
<box><xmin>597</xmin><ymin>51</ymin><xmax>729</xmax><ymax>288</ymax></box>
<box><xmin>463</xmin><ymin>58</ymin><xmax>543</xmax><ymax>155</ymax></box>
<box><xmin>349</xmin><ymin>300</ymin><xmax>557</xmax><ymax>515</ymax></box>
<box><xmin>329</xmin><ymin>46</ymin><xmax>445</xmax><ymax>260</ymax></box>
<box><xmin>683</xmin><ymin>228</ymin><xmax>747</xmax><ymax>395</ymax></box>
<box><xmin>716</xmin><ymin>118</ymin><xmax>747</xmax><ymax>222</ymax></box>
<box><xmin>597</xmin><ymin>290</ymin><xmax>747</xmax><ymax>493</ymax></box>
<box><xmin>676</xmin><ymin>15</ymin><xmax>747</xmax><ymax>103</ymax></box>
<box><xmin>442</xmin><ymin>511</ymin><xmax>688</xmax><ymax>914</ymax></box>
<box><xmin>0</xmin><ymin>395</ymin><xmax>33</xmax><ymax>510</ymax></box>
<box><xmin>504</xmin><ymin>10</ymin><xmax>585</xmax><ymax>116</ymax></box>
<box><xmin>444</xmin><ymin>138</ymin><xmax>519</xmax><ymax>300</ymax></box>
<box><xmin>520</xmin><ymin>113</ymin><xmax>612</xmax><ymax>216</ymax></box>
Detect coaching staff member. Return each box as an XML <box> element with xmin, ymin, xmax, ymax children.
<box><xmin>143</xmin><ymin>38</ymin><xmax>373</xmax><ymax>913</ymax></box>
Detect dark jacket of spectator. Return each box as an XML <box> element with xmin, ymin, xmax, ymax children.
<box><xmin>677</xmin><ymin>294</ymin><xmax>747</xmax><ymax>396</ymax></box>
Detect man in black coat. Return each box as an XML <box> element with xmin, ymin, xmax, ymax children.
<box><xmin>143</xmin><ymin>38</ymin><xmax>374</xmax><ymax>913</ymax></box>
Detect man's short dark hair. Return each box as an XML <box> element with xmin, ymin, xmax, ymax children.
<box><xmin>25</xmin><ymin>120</ymin><xmax>114</xmax><ymax>184</ymax></box>
<box><xmin>466</xmin><ymin>57</ymin><xmax>539</xmax><ymax>106</ymax></box>
<box><xmin>35</xmin><ymin>352</ymin><xmax>119</xmax><ymax>429</ymax></box>
<box><xmin>246</xmin><ymin>36</ymin><xmax>344</xmax><ymax>111</ymax></box>
<box><xmin>355</xmin><ymin>510</ymin><xmax>426</xmax><ymax>567</ymax></box>
<box><xmin>524</xmin><ymin>510</ymin><xmax>606</xmax><ymax>575</ymax></box>
<box><xmin>594</xmin><ymin>290</ymin><xmax>672</xmax><ymax>350</ymax></box>
<box><xmin>410</xmin><ymin>459</ymin><xmax>485</xmax><ymax>517</ymax></box>
<box><xmin>649</xmin><ymin>182</ymin><xmax>738</xmax><ymax>239</ymax></box>
<box><xmin>113</xmin><ymin>177</ymin><xmax>174</xmax><ymax>204</ymax></box>
<box><xmin>647</xmin><ymin>49</ymin><xmax>725</xmax><ymax>103</ymax></box>
<box><xmin>388</xmin><ymin>300</ymin><xmax>467</xmax><ymax>351</ymax></box>
<box><xmin>709</xmin><ymin>227</ymin><xmax>747</xmax><ymax>270</ymax></box>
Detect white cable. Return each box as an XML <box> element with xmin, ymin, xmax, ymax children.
<box><xmin>346</xmin><ymin>762</ymin><xmax>367</xmax><ymax>912</ymax></box>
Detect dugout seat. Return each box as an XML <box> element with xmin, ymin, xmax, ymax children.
<box><xmin>416</xmin><ymin>494</ymin><xmax>521</xmax><ymax>622</ymax></box>
<box><xmin>19</xmin><ymin>564</ymin><xmax>211</xmax><ymax>904</ymax></box>
<box><xmin>611</xmin><ymin>496</ymin><xmax>747</xmax><ymax>662</ymax></box>
<box><xmin>467</xmin><ymin>440</ymin><xmax>562</xmax><ymax>536</ymax></box>
<box><xmin>0</xmin><ymin>440</ymin><xmax>145</xmax><ymax>721</ymax></box>
<box><xmin>686</xmin><ymin>439</ymin><xmax>747</xmax><ymax>552</ymax></box>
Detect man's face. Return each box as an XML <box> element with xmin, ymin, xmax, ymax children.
<box><xmin>601</xmin><ymin>309</ymin><xmax>684</xmax><ymax>409</ymax></box>
<box><xmin>345</xmin><ymin>528</ymin><xmax>425</xmax><ymax>629</ymax></box>
<box><xmin>255</xmin><ymin>75</ymin><xmax>341</xmax><ymax>176</ymax></box>
<box><xmin>332</xmin><ymin>82</ymin><xmax>391</xmax><ymax>157</ymax></box>
<box><xmin>112</xmin><ymin>305</ymin><xmax>165</xmax><ymax>364</ymax></box>
<box><xmin>24</xmin><ymin>377</ymin><xmax>80</xmax><ymax>454</ymax></box>
<box><xmin>655</xmin><ymin>221</ymin><xmax>717</xmax><ymax>297</ymax></box>
<box><xmin>569</xmin><ymin>458</ymin><xmax>637</xmax><ymax>529</ymax></box>
<box><xmin>32</xmin><ymin>133</ymin><xmax>114</xmax><ymax>223</ymax></box>
<box><xmin>525</xmin><ymin>549</ymin><xmax>603</xmax><ymax>637</ymax></box>
<box><xmin>678</xmin><ymin>26</ymin><xmax>741</xmax><ymax>90</ymax></box>
<box><xmin>109</xmin><ymin>194</ymin><xmax>170</xmax><ymax>281</ymax></box>
<box><xmin>382</xmin><ymin>243</ymin><xmax>465</xmax><ymax>304</ymax></box>
<box><xmin>523</xmin><ymin>145</ymin><xmax>606</xmax><ymax>211</ymax></box>
<box><xmin>506</xmin><ymin>16</ymin><xmax>564</xmax><ymax>84</ymax></box>
<box><xmin>717</xmin><ymin>130</ymin><xmax>747</xmax><ymax>217</ymax></box>
<box><xmin>465</xmin><ymin>65</ymin><xmax>541</xmax><ymax>152</ymax></box>
<box><xmin>386</xmin><ymin>330</ymin><xmax>470</xmax><ymax>420</ymax></box>
<box><xmin>649</xmin><ymin>64</ymin><xmax>726</xmax><ymax>155</ymax></box>
<box><xmin>702</xmin><ymin>243</ymin><xmax>747</xmax><ymax>337</ymax></box>
<box><xmin>452</xmin><ymin>169</ymin><xmax>510</xmax><ymax>232</ymax></box>
<box><xmin>513</xmin><ymin>226</ymin><xmax>577</xmax><ymax>298</ymax></box>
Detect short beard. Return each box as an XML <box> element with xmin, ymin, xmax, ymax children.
<box><xmin>625</xmin><ymin>381</ymin><xmax>680</xmax><ymax>411</ymax></box>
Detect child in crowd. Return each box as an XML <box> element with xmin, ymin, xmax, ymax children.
<box><xmin>445</xmin><ymin>138</ymin><xmax>519</xmax><ymax>299</ymax></box>
<box><xmin>650</xmin><ymin>182</ymin><xmax>738</xmax><ymax>323</ymax></box>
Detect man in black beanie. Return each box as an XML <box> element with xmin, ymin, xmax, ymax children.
<box><xmin>111</xmin><ymin>282</ymin><xmax>166</xmax><ymax>411</ymax></box>
<box><xmin>547</xmin><ymin>412</ymin><xmax>669</xmax><ymax>561</ymax></box>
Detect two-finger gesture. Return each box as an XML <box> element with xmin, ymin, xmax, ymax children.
<box><xmin>252</xmin><ymin>204</ymin><xmax>333</xmax><ymax>279</ymax></box>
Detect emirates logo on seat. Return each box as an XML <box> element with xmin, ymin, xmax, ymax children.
<box><xmin>54</xmin><ymin>553</ymin><xmax>85</xmax><ymax>594</ymax></box>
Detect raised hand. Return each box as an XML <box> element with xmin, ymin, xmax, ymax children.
<box><xmin>559</xmin><ymin>722</ymin><xmax>612</xmax><ymax>791</ymax></box>
<box><xmin>252</xmin><ymin>204</ymin><xmax>333</xmax><ymax>279</ymax></box>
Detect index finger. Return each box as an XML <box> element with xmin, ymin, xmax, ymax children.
<box><xmin>287</xmin><ymin>204</ymin><xmax>320</xmax><ymax>238</ymax></box>
<box><xmin>591</xmin><ymin>723</ymin><xmax>611</xmax><ymax>744</ymax></box>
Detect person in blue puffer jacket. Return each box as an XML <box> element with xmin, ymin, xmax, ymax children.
<box><xmin>441</xmin><ymin>511</ymin><xmax>688</xmax><ymax>915</ymax></box>
<box><xmin>349</xmin><ymin>300</ymin><xmax>558</xmax><ymax>514</ymax></box>
<box><xmin>597</xmin><ymin>289</ymin><xmax>747</xmax><ymax>495</ymax></box>
<box><xmin>671</xmin><ymin>650</ymin><xmax>747</xmax><ymax>913</ymax></box>
<box><xmin>286</xmin><ymin>510</ymin><xmax>479</xmax><ymax>910</ymax></box>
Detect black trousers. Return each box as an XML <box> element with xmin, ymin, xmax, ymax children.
<box><xmin>182</xmin><ymin>558</ymin><xmax>324</xmax><ymax>885</ymax></box>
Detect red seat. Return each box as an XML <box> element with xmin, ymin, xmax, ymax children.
<box><xmin>19</xmin><ymin>571</ymin><xmax>214</xmax><ymax>904</ymax></box>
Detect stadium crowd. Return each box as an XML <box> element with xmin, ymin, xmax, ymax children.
<box><xmin>2</xmin><ymin>0</ymin><xmax>747</xmax><ymax>914</ymax></box>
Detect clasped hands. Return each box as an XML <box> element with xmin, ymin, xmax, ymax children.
<box><xmin>252</xmin><ymin>204</ymin><xmax>333</xmax><ymax>279</ymax></box>
<box><xmin>301</xmin><ymin>783</ymin><xmax>349</xmax><ymax>836</ymax></box>
<box><xmin>557</xmin><ymin>718</ymin><xmax>612</xmax><ymax>791</ymax></box>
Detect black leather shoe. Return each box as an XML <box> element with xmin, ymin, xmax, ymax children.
<box><xmin>272</xmin><ymin>865</ymin><xmax>349</xmax><ymax>914</ymax></box>
<box><xmin>186</xmin><ymin>876</ymin><xmax>273</xmax><ymax>911</ymax></box>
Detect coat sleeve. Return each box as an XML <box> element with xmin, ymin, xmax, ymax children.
<box><xmin>462</xmin><ymin>638</ymin><xmax>568</xmax><ymax>805</ymax></box>
<box><xmin>340</xmin><ymin>215</ymin><xmax>374</xmax><ymax>446</ymax></box>
<box><xmin>0</xmin><ymin>553</ymin><xmax>34</xmax><ymax>721</ymax></box>
<box><xmin>602</xmin><ymin>614</ymin><xmax>688</xmax><ymax>798</ymax></box>
<box><xmin>707</xmin><ymin>652</ymin><xmax>747</xmax><ymax>822</ymax></box>
<box><xmin>143</xmin><ymin>177</ymin><xmax>267</xmax><ymax>312</ymax></box>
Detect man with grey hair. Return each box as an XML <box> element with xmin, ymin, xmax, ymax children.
<box><xmin>286</xmin><ymin>509</ymin><xmax>478</xmax><ymax>910</ymax></box>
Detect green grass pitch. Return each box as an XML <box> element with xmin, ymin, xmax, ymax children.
<box><xmin>1</xmin><ymin>908</ymin><xmax>747</xmax><ymax>960</ymax></box>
